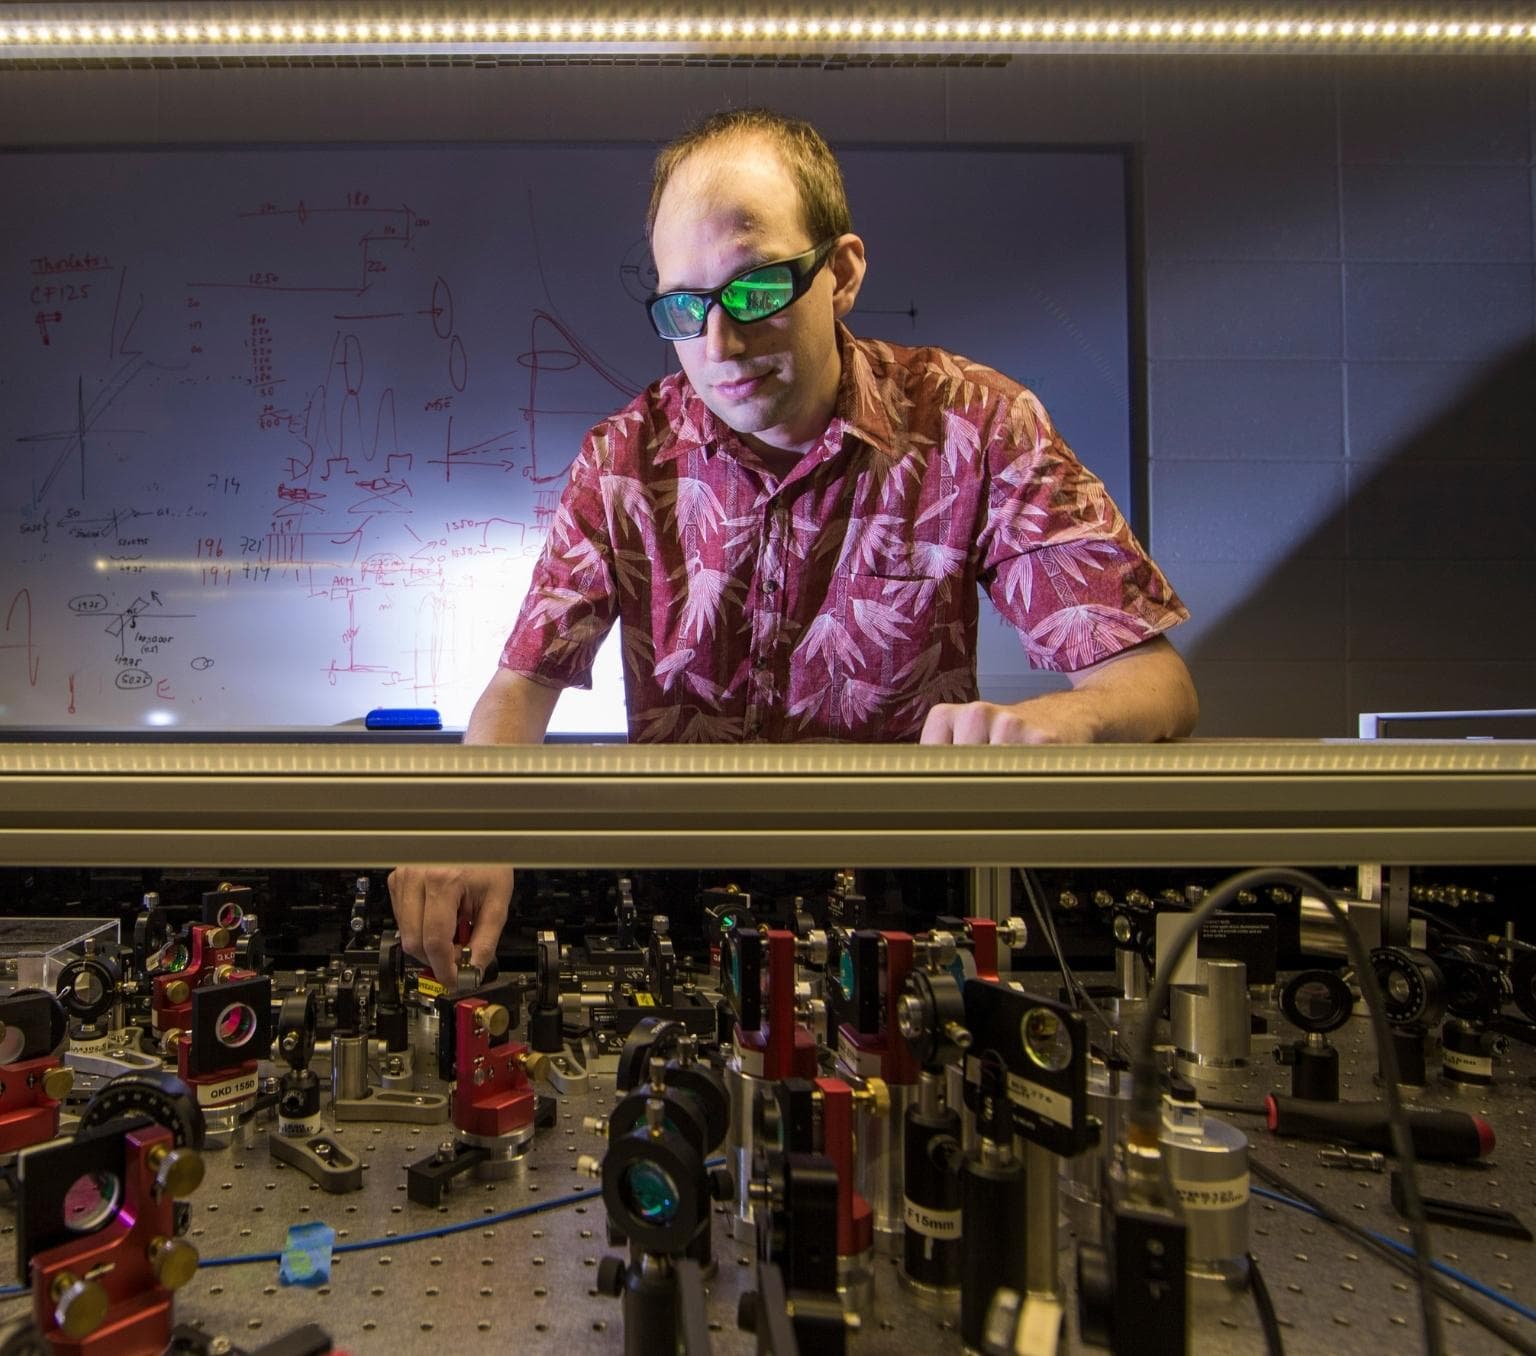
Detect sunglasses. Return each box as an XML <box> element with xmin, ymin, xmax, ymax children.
<box><xmin>645</xmin><ymin>238</ymin><xmax>839</xmax><ymax>341</ymax></box>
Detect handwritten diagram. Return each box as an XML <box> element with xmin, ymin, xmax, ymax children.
<box><xmin>2</xmin><ymin>145</ymin><xmax>677</xmax><ymax>729</ymax></box>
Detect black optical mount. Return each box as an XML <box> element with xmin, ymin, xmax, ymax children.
<box><xmin>269</xmin><ymin>990</ymin><xmax>362</xmax><ymax>1194</ymax></box>
<box><xmin>593</xmin><ymin>1040</ymin><xmax>735</xmax><ymax>1356</ymax></box>
<box><xmin>1274</xmin><ymin>968</ymin><xmax>1354</xmax><ymax>1102</ymax></box>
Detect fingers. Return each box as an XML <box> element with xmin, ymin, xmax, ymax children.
<box><xmin>467</xmin><ymin>867</ymin><xmax>515</xmax><ymax>972</ymax></box>
<box><xmin>919</xmin><ymin>703</ymin><xmax>958</xmax><ymax>744</ymax></box>
<box><xmin>920</xmin><ymin>701</ymin><xmax>1045</xmax><ymax>745</ymax></box>
<box><xmin>388</xmin><ymin>866</ymin><xmax>514</xmax><ymax>986</ymax></box>
<box><xmin>922</xmin><ymin>701</ymin><xmax>1002</xmax><ymax>744</ymax></box>
<box><xmin>386</xmin><ymin>867</ymin><xmax>425</xmax><ymax>965</ymax></box>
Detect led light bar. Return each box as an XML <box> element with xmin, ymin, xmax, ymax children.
<box><xmin>0</xmin><ymin>6</ymin><xmax>1532</xmax><ymax>59</ymax></box>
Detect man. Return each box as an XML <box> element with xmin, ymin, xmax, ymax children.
<box><xmin>391</xmin><ymin>109</ymin><xmax>1197</xmax><ymax>982</ymax></box>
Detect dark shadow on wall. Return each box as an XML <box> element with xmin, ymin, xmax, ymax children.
<box><xmin>1182</xmin><ymin>337</ymin><xmax>1536</xmax><ymax>737</ymax></box>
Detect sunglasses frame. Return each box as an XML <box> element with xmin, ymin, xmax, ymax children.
<box><xmin>645</xmin><ymin>237</ymin><xmax>840</xmax><ymax>341</ymax></box>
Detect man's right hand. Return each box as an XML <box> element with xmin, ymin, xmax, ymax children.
<box><xmin>386</xmin><ymin>865</ymin><xmax>515</xmax><ymax>987</ymax></box>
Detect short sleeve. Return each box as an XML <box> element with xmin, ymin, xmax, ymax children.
<box><xmin>976</xmin><ymin>389</ymin><xmax>1188</xmax><ymax>673</ymax></box>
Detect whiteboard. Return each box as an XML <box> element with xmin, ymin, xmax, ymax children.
<box><xmin>0</xmin><ymin>145</ymin><xmax>1130</xmax><ymax>732</ymax></box>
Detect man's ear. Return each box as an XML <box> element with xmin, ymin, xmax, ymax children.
<box><xmin>829</xmin><ymin>234</ymin><xmax>867</xmax><ymax>320</ymax></box>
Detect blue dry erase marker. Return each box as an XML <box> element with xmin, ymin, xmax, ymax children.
<box><xmin>364</xmin><ymin>707</ymin><xmax>442</xmax><ymax>731</ymax></box>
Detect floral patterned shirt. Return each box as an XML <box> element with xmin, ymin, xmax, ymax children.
<box><xmin>500</xmin><ymin>326</ymin><xmax>1187</xmax><ymax>743</ymax></box>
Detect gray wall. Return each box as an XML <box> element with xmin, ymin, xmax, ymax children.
<box><xmin>5</xmin><ymin>53</ymin><xmax>1532</xmax><ymax>736</ymax></box>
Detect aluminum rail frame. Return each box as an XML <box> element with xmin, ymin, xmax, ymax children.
<box><xmin>1</xmin><ymin>739</ymin><xmax>1534</xmax><ymax>870</ymax></box>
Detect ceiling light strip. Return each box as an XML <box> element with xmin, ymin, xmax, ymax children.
<box><xmin>0</xmin><ymin>12</ymin><xmax>1531</xmax><ymax>54</ymax></box>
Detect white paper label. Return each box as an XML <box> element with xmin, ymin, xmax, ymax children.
<box><xmin>195</xmin><ymin>1071</ymin><xmax>258</xmax><ymax>1106</ymax></box>
<box><xmin>1171</xmin><ymin>1172</ymin><xmax>1249</xmax><ymax>1212</ymax></box>
<box><xmin>1005</xmin><ymin>1071</ymin><xmax>1072</xmax><ymax>1128</ymax></box>
<box><xmin>1443</xmin><ymin>1048</ymin><xmax>1493</xmax><ymax>1077</ymax></box>
<box><xmin>904</xmin><ymin>1200</ymin><xmax>962</xmax><ymax>1239</ymax></box>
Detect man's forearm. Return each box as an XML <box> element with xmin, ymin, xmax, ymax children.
<box><xmin>463</xmin><ymin>668</ymin><xmax>564</xmax><ymax>745</ymax></box>
<box><xmin>1051</xmin><ymin>634</ymin><xmax>1198</xmax><ymax>742</ymax></box>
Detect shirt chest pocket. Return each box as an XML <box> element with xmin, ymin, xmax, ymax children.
<box><xmin>828</xmin><ymin>570</ymin><xmax>941</xmax><ymax>668</ymax></box>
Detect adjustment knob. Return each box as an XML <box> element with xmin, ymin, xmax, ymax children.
<box><xmin>50</xmin><ymin>1272</ymin><xmax>108</xmax><ymax>1340</ymax></box>
<box><xmin>148</xmin><ymin>1235</ymin><xmax>200</xmax><ymax>1290</ymax></box>
<box><xmin>40</xmin><ymin>1067</ymin><xmax>74</xmax><ymax>1101</ymax></box>
<box><xmin>737</xmin><ymin>1291</ymin><xmax>760</xmax><ymax>1333</ymax></box>
<box><xmin>475</xmin><ymin>1004</ymin><xmax>510</xmax><ymax>1038</ymax></box>
<box><xmin>595</xmin><ymin>1255</ymin><xmax>627</xmax><ymax>1297</ymax></box>
<box><xmin>998</xmin><ymin>916</ymin><xmax>1029</xmax><ymax>950</ymax></box>
<box><xmin>896</xmin><ymin>992</ymin><xmax>929</xmax><ymax>1042</ymax></box>
<box><xmin>149</xmin><ymin>1144</ymin><xmax>205</xmax><ymax>1199</ymax></box>
<box><xmin>708</xmin><ymin>1164</ymin><xmax>736</xmax><ymax>1202</ymax></box>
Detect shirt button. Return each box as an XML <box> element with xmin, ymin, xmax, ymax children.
<box><xmin>762</xmin><ymin>580</ymin><xmax>779</xmax><ymax>595</ymax></box>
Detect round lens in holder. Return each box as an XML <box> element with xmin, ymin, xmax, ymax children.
<box><xmin>621</xmin><ymin>1160</ymin><xmax>681</xmax><ymax>1226</ymax></box>
<box><xmin>1279</xmin><ymin>969</ymin><xmax>1353</xmax><ymax>1035</ymax></box>
<box><xmin>1370</xmin><ymin>947</ymin><xmax>1446</xmax><ymax>1029</ymax></box>
<box><xmin>151</xmin><ymin>942</ymin><xmax>189</xmax><ymax>975</ymax></box>
<box><xmin>215</xmin><ymin>1003</ymin><xmax>259</xmax><ymax>1050</ymax></box>
<box><xmin>601</xmin><ymin>1126</ymin><xmax>701</xmax><ymax>1255</ymax></box>
<box><xmin>0</xmin><ymin>1024</ymin><xmax>27</xmax><ymax>1064</ymax></box>
<box><xmin>1021</xmin><ymin>1007</ymin><xmax>1073</xmax><ymax>1072</ymax></box>
<box><xmin>62</xmin><ymin>1169</ymin><xmax>121</xmax><ymax>1234</ymax></box>
<box><xmin>56</xmin><ymin>956</ymin><xmax>118</xmax><ymax>1025</ymax></box>
<box><xmin>1437</xmin><ymin>945</ymin><xmax>1509</xmax><ymax>1023</ymax></box>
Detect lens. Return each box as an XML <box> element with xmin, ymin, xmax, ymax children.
<box><xmin>215</xmin><ymin>1002</ymin><xmax>258</xmax><ymax>1048</ymax></box>
<box><xmin>837</xmin><ymin>950</ymin><xmax>856</xmax><ymax>1002</ymax></box>
<box><xmin>621</xmin><ymin>1161</ymin><xmax>680</xmax><ymax>1225</ymax></box>
<box><xmin>1292</xmin><ymin>979</ymin><xmax>1336</xmax><ymax>1024</ymax></box>
<box><xmin>1021</xmin><ymin>1008</ymin><xmax>1073</xmax><ymax>1072</ymax></box>
<box><xmin>63</xmin><ymin>1170</ymin><xmax>120</xmax><ymax>1233</ymax></box>
<box><xmin>0</xmin><ymin>1024</ymin><xmax>26</xmax><ymax>1063</ymax></box>
<box><xmin>1387</xmin><ymin>972</ymin><xmax>1412</xmax><ymax>1004</ymax></box>
<box><xmin>720</xmin><ymin>264</ymin><xmax>794</xmax><ymax>322</ymax></box>
<box><xmin>153</xmin><ymin>942</ymin><xmax>189</xmax><ymax>974</ymax></box>
<box><xmin>216</xmin><ymin>900</ymin><xmax>243</xmax><ymax>928</ymax></box>
<box><xmin>651</xmin><ymin>292</ymin><xmax>708</xmax><ymax>340</ymax></box>
<box><xmin>73</xmin><ymin>969</ymin><xmax>105</xmax><ymax>1006</ymax></box>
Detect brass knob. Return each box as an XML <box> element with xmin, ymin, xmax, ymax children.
<box><xmin>855</xmin><ymin>1077</ymin><xmax>891</xmax><ymax>1119</ymax></box>
<box><xmin>148</xmin><ymin>1235</ymin><xmax>199</xmax><ymax>1290</ymax></box>
<box><xmin>522</xmin><ymin>1049</ymin><xmax>549</xmax><ymax>1083</ymax></box>
<box><xmin>50</xmin><ymin>1271</ymin><xmax>108</xmax><ymax>1339</ymax></box>
<box><xmin>475</xmin><ymin>1004</ymin><xmax>510</xmax><ymax>1038</ymax></box>
<box><xmin>148</xmin><ymin>1144</ymin><xmax>205</xmax><ymax>1199</ymax></box>
<box><xmin>164</xmin><ymin>980</ymin><xmax>190</xmax><ymax>1006</ymax></box>
<box><xmin>207</xmin><ymin>927</ymin><xmax>231</xmax><ymax>949</ymax></box>
<box><xmin>40</xmin><ymin>1066</ymin><xmax>74</xmax><ymax>1101</ymax></box>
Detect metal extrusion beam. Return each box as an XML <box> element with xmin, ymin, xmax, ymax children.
<box><xmin>0</xmin><ymin>740</ymin><xmax>1533</xmax><ymax>869</ymax></box>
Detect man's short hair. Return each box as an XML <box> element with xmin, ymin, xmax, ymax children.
<box><xmin>646</xmin><ymin>107</ymin><xmax>853</xmax><ymax>244</ymax></box>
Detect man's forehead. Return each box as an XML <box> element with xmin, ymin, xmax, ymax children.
<box><xmin>656</xmin><ymin>138</ymin><xmax>798</xmax><ymax>235</ymax></box>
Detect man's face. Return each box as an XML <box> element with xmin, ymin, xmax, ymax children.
<box><xmin>650</xmin><ymin>139</ymin><xmax>856</xmax><ymax>456</ymax></box>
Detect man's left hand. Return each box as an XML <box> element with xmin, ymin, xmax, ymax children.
<box><xmin>918</xmin><ymin>637</ymin><xmax>1198</xmax><ymax>745</ymax></box>
<box><xmin>919</xmin><ymin>699</ymin><xmax>1095</xmax><ymax>744</ymax></box>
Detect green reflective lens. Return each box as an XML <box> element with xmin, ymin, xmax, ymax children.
<box><xmin>622</xmin><ymin>1161</ymin><xmax>680</xmax><ymax>1225</ymax></box>
<box><xmin>719</xmin><ymin>265</ymin><xmax>795</xmax><ymax>322</ymax></box>
<box><xmin>838</xmin><ymin>950</ymin><xmax>856</xmax><ymax>1001</ymax></box>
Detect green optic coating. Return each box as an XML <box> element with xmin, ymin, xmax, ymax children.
<box><xmin>838</xmin><ymin>950</ymin><xmax>856</xmax><ymax>1001</ymax></box>
<box><xmin>622</xmin><ymin>1161</ymin><xmax>680</xmax><ymax>1225</ymax></box>
<box><xmin>719</xmin><ymin>265</ymin><xmax>795</xmax><ymax>320</ymax></box>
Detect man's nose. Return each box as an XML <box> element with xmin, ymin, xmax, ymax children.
<box><xmin>702</xmin><ymin>303</ymin><xmax>748</xmax><ymax>363</ymax></box>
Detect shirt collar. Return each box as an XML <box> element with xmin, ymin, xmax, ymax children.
<box><xmin>656</xmin><ymin>323</ymin><xmax>905</xmax><ymax>466</ymax></box>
